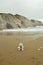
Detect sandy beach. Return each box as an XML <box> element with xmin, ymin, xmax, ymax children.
<box><xmin>0</xmin><ymin>32</ymin><xmax>43</xmax><ymax>65</ymax></box>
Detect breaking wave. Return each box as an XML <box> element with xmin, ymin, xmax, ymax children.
<box><xmin>0</xmin><ymin>26</ymin><xmax>43</xmax><ymax>32</ymax></box>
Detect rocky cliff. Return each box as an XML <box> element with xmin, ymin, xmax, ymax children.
<box><xmin>0</xmin><ymin>13</ymin><xmax>43</xmax><ymax>30</ymax></box>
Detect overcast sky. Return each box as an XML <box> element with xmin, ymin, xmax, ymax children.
<box><xmin>0</xmin><ymin>0</ymin><xmax>43</xmax><ymax>20</ymax></box>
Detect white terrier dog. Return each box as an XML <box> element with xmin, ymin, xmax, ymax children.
<box><xmin>18</xmin><ymin>43</ymin><xmax>24</xmax><ymax>51</ymax></box>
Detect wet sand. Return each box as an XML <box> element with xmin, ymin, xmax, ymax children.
<box><xmin>0</xmin><ymin>33</ymin><xmax>43</xmax><ymax>65</ymax></box>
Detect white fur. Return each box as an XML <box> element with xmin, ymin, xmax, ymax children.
<box><xmin>18</xmin><ymin>43</ymin><xmax>24</xmax><ymax>51</ymax></box>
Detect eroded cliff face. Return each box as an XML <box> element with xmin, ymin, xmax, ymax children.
<box><xmin>0</xmin><ymin>13</ymin><xmax>43</xmax><ymax>30</ymax></box>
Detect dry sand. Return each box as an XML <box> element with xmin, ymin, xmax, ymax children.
<box><xmin>0</xmin><ymin>32</ymin><xmax>43</xmax><ymax>65</ymax></box>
